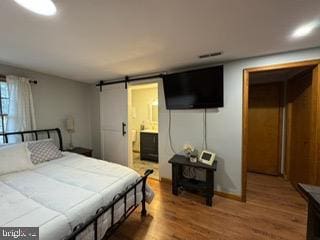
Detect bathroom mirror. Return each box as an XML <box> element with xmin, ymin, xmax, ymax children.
<box><xmin>149</xmin><ymin>99</ymin><xmax>158</xmax><ymax>123</ymax></box>
<box><xmin>151</xmin><ymin>105</ymin><xmax>158</xmax><ymax>122</ymax></box>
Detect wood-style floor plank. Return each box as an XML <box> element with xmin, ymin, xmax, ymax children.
<box><xmin>110</xmin><ymin>173</ymin><xmax>307</xmax><ymax>240</ymax></box>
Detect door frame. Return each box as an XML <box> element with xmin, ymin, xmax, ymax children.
<box><xmin>242</xmin><ymin>59</ymin><xmax>320</xmax><ymax>202</ymax></box>
<box><xmin>127</xmin><ymin>79</ymin><xmax>161</xmax><ymax>179</ymax></box>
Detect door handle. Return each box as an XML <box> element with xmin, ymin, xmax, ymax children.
<box><xmin>122</xmin><ymin>122</ymin><xmax>127</xmax><ymax>136</ymax></box>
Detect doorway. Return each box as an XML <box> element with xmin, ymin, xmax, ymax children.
<box><xmin>128</xmin><ymin>83</ymin><xmax>160</xmax><ymax>180</ymax></box>
<box><xmin>242</xmin><ymin>60</ymin><xmax>320</xmax><ymax>202</ymax></box>
<box><xmin>248</xmin><ymin>82</ymin><xmax>283</xmax><ymax>176</ymax></box>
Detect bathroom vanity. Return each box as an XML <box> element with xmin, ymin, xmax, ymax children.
<box><xmin>140</xmin><ymin>130</ymin><xmax>158</xmax><ymax>162</ymax></box>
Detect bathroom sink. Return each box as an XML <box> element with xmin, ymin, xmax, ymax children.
<box><xmin>141</xmin><ymin>129</ymin><xmax>158</xmax><ymax>133</ymax></box>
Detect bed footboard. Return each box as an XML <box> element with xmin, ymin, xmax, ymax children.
<box><xmin>64</xmin><ymin>169</ymin><xmax>154</xmax><ymax>240</ymax></box>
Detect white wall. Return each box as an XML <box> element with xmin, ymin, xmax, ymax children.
<box><xmin>89</xmin><ymin>85</ymin><xmax>101</xmax><ymax>158</ymax></box>
<box><xmin>159</xmin><ymin>47</ymin><xmax>320</xmax><ymax>197</ymax></box>
<box><xmin>93</xmin><ymin>47</ymin><xmax>320</xmax><ymax>197</ymax></box>
<box><xmin>0</xmin><ymin>63</ymin><xmax>92</xmax><ymax>150</ymax></box>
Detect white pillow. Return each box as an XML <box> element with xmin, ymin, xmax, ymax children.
<box><xmin>0</xmin><ymin>143</ymin><xmax>33</xmax><ymax>175</ymax></box>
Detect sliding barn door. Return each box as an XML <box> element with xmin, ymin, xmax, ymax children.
<box><xmin>100</xmin><ymin>83</ymin><xmax>128</xmax><ymax>166</ymax></box>
<box><xmin>247</xmin><ymin>82</ymin><xmax>282</xmax><ymax>175</ymax></box>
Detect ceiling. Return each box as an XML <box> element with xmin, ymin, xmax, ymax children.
<box><xmin>0</xmin><ymin>0</ymin><xmax>319</xmax><ymax>83</ymax></box>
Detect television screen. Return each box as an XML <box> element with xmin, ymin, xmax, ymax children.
<box><xmin>163</xmin><ymin>65</ymin><xmax>223</xmax><ymax>109</ymax></box>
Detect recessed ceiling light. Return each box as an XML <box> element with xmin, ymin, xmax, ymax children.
<box><xmin>14</xmin><ymin>0</ymin><xmax>57</xmax><ymax>16</ymax></box>
<box><xmin>292</xmin><ymin>21</ymin><xmax>319</xmax><ymax>38</ymax></box>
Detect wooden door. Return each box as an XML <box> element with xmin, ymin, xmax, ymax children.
<box><xmin>247</xmin><ymin>82</ymin><xmax>282</xmax><ymax>175</ymax></box>
<box><xmin>100</xmin><ymin>83</ymin><xmax>128</xmax><ymax>166</ymax></box>
<box><xmin>286</xmin><ymin>71</ymin><xmax>315</xmax><ymax>187</ymax></box>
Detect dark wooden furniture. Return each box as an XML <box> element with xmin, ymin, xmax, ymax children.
<box><xmin>140</xmin><ymin>132</ymin><xmax>158</xmax><ymax>162</ymax></box>
<box><xmin>0</xmin><ymin>128</ymin><xmax>154</xmax><ymax>240</ymax></box>
<box><xmin>299</xmin><ymin>184</ymin><xmax>320</xmax><ymax>240</ymax></box>
<box><xmin>169</xmin><ymin>154</ymin><xmax>217</xmax><ymax>206</ymax></box>
<box><xmin>67</xmin><ymin>147</ymin><xmax>93</xmax><ymax>157</ymax></box>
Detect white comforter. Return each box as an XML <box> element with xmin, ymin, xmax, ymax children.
<box><xmin>0</xmin><ymin>152</ymin><xmax>154</xmax><ymax>240</ymax></box>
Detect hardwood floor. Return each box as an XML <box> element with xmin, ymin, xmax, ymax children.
<box><xmin>110</xmin><ymin>173</ymin><xmax>307</xmax><ymax>240</ymax></box>
<box><xmin>132</xmin><ymin>152</ymin><xmax>160</xmax><ymax>180</ymax></box>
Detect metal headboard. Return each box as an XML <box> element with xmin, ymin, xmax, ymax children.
<box><xmin>0</xmin><ymin>128</ymin><xmax>63</xmax><ymax>150</ymax></box>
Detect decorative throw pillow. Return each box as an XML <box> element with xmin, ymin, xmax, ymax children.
<box><xmin>27</xmin><ymin>139</ymin><xmax>63</xmax><ymax>164</ymax></box>
<box><xmin>0</xmin><ymin>143</ymin><xmax>34</xmax><ymax>175</ymax></box>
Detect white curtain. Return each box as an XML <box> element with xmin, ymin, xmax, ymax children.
<box><xmin>6</xmin><ymin>75</ymin><xmax>36</xmax><ymax>142</ymax></box>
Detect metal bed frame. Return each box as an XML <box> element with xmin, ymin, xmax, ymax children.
<box><xmin>0</xmin><ymin>128</ymin><xmax>63</xmax><ymax>150</ymax></box>
<box><xmin>0</xmin><ymin>128</ymin><xmax>154</xmax><ymax>240</ymax></box>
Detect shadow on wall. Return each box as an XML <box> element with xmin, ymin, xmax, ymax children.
<box><xmin>214</xmin><ymin>156</ymin><xmax>237</xmax><ymax>193</ymax></box>
<box><xmin>187</xmin><ymin>156</ymin><xmax>236</xmax><ymax>194</ymax></box>
<box><xmin>206</xmin><ymin>108</ymin><xmax>220</xmax><ymax>114</ymax></box>
<box><xmin>188</xmin><ymin>156</ymin><xmax>237</xmax><ymax>193</ymax></box>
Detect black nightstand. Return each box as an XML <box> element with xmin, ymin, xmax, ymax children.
<box><xmin>169</xmin><ymin>154</ymin><xmax>217</xmax><ymax>206</ymax></box>
<box><xmin>67</xmin><ymin>147</ymin><xmax>93</xmax><ymax>157</ymax></box>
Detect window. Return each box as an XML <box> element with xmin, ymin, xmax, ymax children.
<box><xmin>0</xmin><ymin>81</ymin><xmax>9</xmax><ymax>143</ymax></box>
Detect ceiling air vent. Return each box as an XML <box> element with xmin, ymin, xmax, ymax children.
<box><xmin>198</xmin><ymin>52</ymin><xmax>222</xmax><ymax>59</ymax></box>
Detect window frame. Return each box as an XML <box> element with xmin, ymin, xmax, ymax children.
<box><xmin>0</xmin><ymin>79</ymin><xmax>8</xmax><ymax>136</ymax></box>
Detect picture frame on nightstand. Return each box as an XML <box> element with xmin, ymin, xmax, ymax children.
<box><xmin>198</xmin><ymin>150</ymin><xmax>216</xmax><ymax>166</ymax></box>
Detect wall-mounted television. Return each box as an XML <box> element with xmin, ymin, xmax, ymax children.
<box><xmin>163</xmin><ymin>65</ymin><xmax>224</xmax><ymax>109</ymax></box>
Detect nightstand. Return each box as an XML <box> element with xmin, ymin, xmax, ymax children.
<box><xmin>168</xmin><ymin>154</ymin><xmax>217</xmax><ymax>206</ymax></box>
<box><xmin>67</xmin><ymin>147</ymin><xmax>93</xmax><ymax>157</ymax></box>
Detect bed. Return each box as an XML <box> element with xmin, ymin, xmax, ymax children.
<box><xmin>0</xmin><ymin>128</ymin><xmax>154</xmax><ymax>240</ymax></box>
